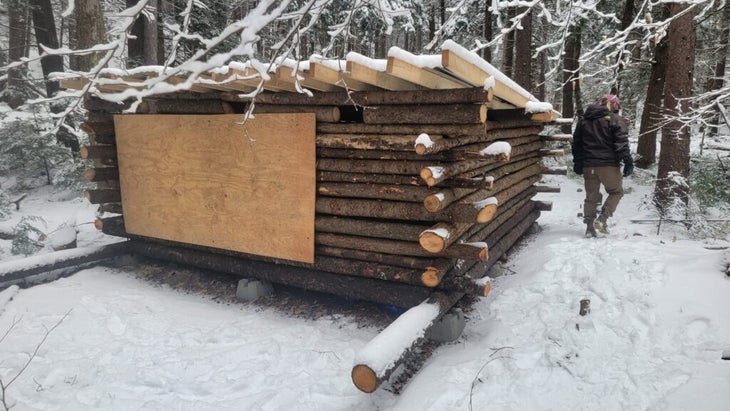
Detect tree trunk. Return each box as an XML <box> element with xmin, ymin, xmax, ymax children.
<box><xmin>482</xmin><ymin>1</ymin><xmax>492</xmax><ymax>61</ymax></box>
<box><xmin>127</xmin><ymin>0</ymin><xmax>145</xmax><ymax>67</ymax></box>
<box><xmin>513</xmin><ymin>7</ymin><xmax>532</xmax><ymax>91</ymax></box>
<box><xmin>75</xmin><ymin>0</ymin><xmax>107</xmax><ymax>71</ymax></box>
<box><xmin>561</xmin><ymin>24</ymin><xmax>581</xmax><ymax>133</ymax></box>
<box><xmin>502</xmin><ymin>7</ymin><xmax>516</xmax><ymax>78</ymax></box>
<box><xmin>706</xmin><ymin>1</ymin><xmax>730</xmax><ymax>137</ymax></box>
<box><xmin>6</xmin><ymin>0</ymin><xmax>30</xmax><ymax>109</ymax></box>
<box><xmin>654</xmin><ymin>3</ymin><xmax>696</xmax><ymax>210</ymax></box>
<box><xmin>612</xmin><ymin>0</ymin><xmax>636</xmax><ymax>95</ymax></box>
<box><xmin>636</xmin><ymin>5</ymin><xmax>670</xmax><ymax>168</ymax></box>
<box><xmin>29</xmin><ymin>0</ymin><xmax>63</xmax><ymax>98</ymax></box>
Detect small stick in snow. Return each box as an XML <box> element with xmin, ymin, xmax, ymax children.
<box><xmin>579</xmin><ymin>299</ymin><xmax>591</xmax><ymax>316</ymax></box>
<box><xmin>12</xmin><ymin>193</ymin><xmax>28</xmax><ymax>211</ymax></box>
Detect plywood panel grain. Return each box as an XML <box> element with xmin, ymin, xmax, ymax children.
<box><xmin>114</xmin><ymin>113</ymin><xmax>316</xmax><ymax>263</ymax></box>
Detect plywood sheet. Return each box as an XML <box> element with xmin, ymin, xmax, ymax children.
<box><xmin>114</xmin><ymin>113</ymin><xmax>316</xmax><ymax>263</ymax></box>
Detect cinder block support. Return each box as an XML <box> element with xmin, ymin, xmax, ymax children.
<box><xmin>426</xmin><ymin>307</ymin><xmax>466</xmax><ymax>343</ymax></box>
<box><xmin>236</xmin><ymin>278</ymin><xmax>274</xmax><ymax>302</ymax></box>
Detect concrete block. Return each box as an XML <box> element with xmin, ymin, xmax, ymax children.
<box><xmin>236</xmin><ymin>278</ymin><xmax>274</xmax><ymax>302</ymax></box>
<box><xmin>427</xmin><ymin>308</ymin><xmax>466</xmax><ymax>343</ymax></box>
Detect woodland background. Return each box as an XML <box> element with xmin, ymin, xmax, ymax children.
<box><xmin>0</xmin><ymin>0</ymin><xmax>729</xmax><ymax>240</ymax></box>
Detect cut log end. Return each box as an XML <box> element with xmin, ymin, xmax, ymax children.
<box><xmin>423</xmin><ymin>194</ymin><xmax>444</xmax><ymax>212</ymax></box>
<box><xmin>478</xmin><ymin>247</ymin><xmax>489</xmax><ymax>262</ymax></box>
<box><xmin>352</xmin><ymin>364</ymin><xmax>378</xmax><ymax>393</ymax></box>
<box><xmin>476</xmin><ymin>203</ymin><xmax>498</xmax><ymax>223</ymax></box>
<box><xmin>80</xmin><ymin>146</ymin><xmax>89</xmax><ymax>159</ymax></box>
<box><xmin>94</xmin><ymin>219</ymin><xmax>104</xmax><ymax>231</ymax></box>
<box><xmin>414</xmin><ymin>144</ymin><xmax>428</xmax><ymax>156</ymax></box>
<box><xmin>421</xmin><ymin>268</ymin><xmax>441</xmax><ymax>287</ymax></box>
<box><xmin>419</xmin><ymin>168</ymin><xmax>438</xmax><ymax>187</ymax></box>
<box><xmin>83</xmin><ymin>169</ymin><xmax>95</xmax><ymax>182</ymax></box>
<box><xmin>419</xmin><ymin>232</ymin><xmax>446</xmax><ymax>253</ymax></box>
<box><xmin>482</xmin><ymin>280</ymin><xmax>492</xmax><ymax>297</ymax></box>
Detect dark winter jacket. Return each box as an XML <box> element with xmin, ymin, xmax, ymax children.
<box><xmin>572</xmin><ymin>104</ymin><xmax>631</xmax><ymax>167</ymax></box>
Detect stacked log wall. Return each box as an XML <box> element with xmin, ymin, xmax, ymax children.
<box><xmin>84</xmin><ymin>89</ymin><xmax>550</xmax><ymax>307</ymax></box>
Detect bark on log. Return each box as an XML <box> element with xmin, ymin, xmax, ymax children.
<box><xmin>317</xmin><ymin>123</ymin><xmax>487</xmax><ymax>137</ymax></box>
<box><xmin>226</xmin><ymin>88</ymin><xmax>493</xmax><ymax>106</ymax></box>
<box><xmin>314</xmin><ymin>216</ymin><xmax>429</xmax><ymax>241</ymax></box>
<box><xmin>318</xmin><ymin>159</ymin><xmax>433</xmax><ymax>175</ymax></box>
<box><xmin>533</xmin><ymin>200</ymin><xmax>553</xmax><ymax>211</ymax></box>
<box><xmin>423</xmin><ymin>187</ymin><xmax>480</xmax><ymax>212</ymax></box>
<box><xmin>462</xmin><ymin>188</ymin><xmax>536</xmax><ymax>242</ymax></box>
<box><xmin>0</xmin><ymin>241</ymin><xmax>130</xmax><ymax>287</ymax></box>
<box><xmin>541</xmin><ymin>166</ymin><xmax>568</xmax><ymax>175</ymax></box>
<box><xmin>85</xmin><ymin>189</ymin><xmax>122</xmax><ymax>204</ymax></box>
<box><xmin>317</xmin><ymin>171</ymin><xmax>424</xmax><ymax>186</ymax></box>
<box><xmin>420</xmin><ymin>155</ymin><xmax>508</xmax><ymax>187</ymax></box>
<box><xmin>315</xmin><ymin>232</ymin><xmax>488</xmax><ymax>261</ymax></box>
<box><xmin>363</xmin><ymin>104</ymin><xmax>487</xmax><ymax>125</ymax></box>
<box><xmin>539</xmin><ymin>149</ymin><xmax>565</xmax><ymax>157</ymax></box>
<box><xmin>128</xmin><ymin>240</ymin><xmax>432</xmax><ymax>308</ymax></box>
<box><xmin>318</xmin><ymin>182</ymin><xmax>441</xmax><ymax>203</ymax></box>
<box><xmin>83</xmin><ymin>167</ymin><xmax>119</xmax><ymax>182</ymax></box>
<box><xmin>534</xmin><ymin>185</ymin><xmax>561</xmax><ymax>193</ymax></box>
<box><xmin>318</xmin><ymin>134</ymin><xmax>439</xmax><ymax>151</ymax></box>
<box><xmin>136</xmin><ymin>99</ymin><xmax>228</xmax><ymax>114</ymax></box>
<box><xmin>312</xmin><ymin>255</ymin><xmax>427</xmax><ymax>286</ymax></box>
<box><xmin>83</xmin><ymin>96</ymin><xmax>134</xmax><ymax>112</ymax></box>
<box><xmin>80</xmin><ymin>121</ymin><xmax>115</xmax><ymax>145</ymax></box>
<box><xmin>95</xmin><ymin>216</ymin><xmax>127</xmax><ymax>237</ymax></box>
<box><xmin>351</xmin><ymin>291</ymin><xmax>463</xmax><ymax>393</ymax></box>
<box><xmin>80</xmin><ymin>144</ymin><xmax>117</xmax><ymax>160</ymax></box>
<box><xmin>315</xmin><ymin>245</ymin><xmax>436</xmax><ymax>269</ymax></box>
<box><xmin>252</xmin><ymin>104</ymin><xmax>340</xmax><ymax>123</ymax></box>
<box><xmin>542</xmin><ymin>133</ymin><xmax>573</xmax><ymax>142</ymax></box>
<box><xmin>352</xmin><ymin>88</ymin><xmax>491</xmax><ymax>106</ymax></box>
<box><xmin>316</xmin><ymin>197</ymin><xmax>497</xmax><ymax>224</ymax></box>
<box><xmin>317</xmin><ymin>148</ymin><xmax>430</xmax><ymax>161</ymax></box>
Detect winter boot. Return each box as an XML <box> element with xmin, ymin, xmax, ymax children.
<box><xmin>593</xmin><ymin>217</ymin><xmax>609</xmax><ymax>234</ymax></box>
<box><xmin>585</xmin><ymin>223</ymin><xmax>597</xmax><ymax>238</ymax></box>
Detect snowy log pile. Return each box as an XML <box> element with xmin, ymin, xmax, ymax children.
<box><xmin>70</xmin><ymin>41</ymin><xmax>563</xmax><ymax>393</ymax></box>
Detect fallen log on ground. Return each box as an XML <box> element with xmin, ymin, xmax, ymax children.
<box><xmin>351</xmin><ymin>291</ymin><xmax>465</xmax><ymax>393</ymax></box>
<box><xmin>0</xmin><ymin>241</ymin><xmax>130</xmax><ymax>288</ymax></box>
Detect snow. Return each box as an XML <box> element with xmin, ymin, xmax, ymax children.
<box><xmin>441</xmin><ymin>40</ymin><xmax>539</xmax><ymax>102</ymax></box>
<box><xmin>415</xmin><ymin>133</ymin><xmax>435</xmax><ymax>149</ymax></box>
<box><xmin>355</xmin><ymin>300</ymin><xmax>441</xmax><ymax>376</ymax></box>
<box><xmin>422</xmin><ymin>228</ymin><xmax>450</xmax><ymax>240</ymax></box>
<box><xmin>472</xmin><ymin>196</ymin><xmax>499</xmax><ymax>209</ymax></box>
<box><xmin>480</xmin><ymin>141</ymin><xmax>512</xmax><ymax>156</ymax></box>
<box><xmin>388</xmin><ymin>47</ymin><xmax>441</xmax><ymax>69</ymax></box>
<box><xmin>345</xmin><ymin>52</ymin><xmax>387</xmax><ymax>72</ymax></box>
<box><xmin>425</xmin><ymin>166</ymin><xmax>445</xmax><ymax>179</ymax></box>
<box><xmin>1</xmin><ymin>168</ymin><xmax>730</xmax><ymax>410</ymax></box>
<box><xmin>525</xmin><ymin>101</ymin><xmax>554</xmax><ymax>113</ymax></box>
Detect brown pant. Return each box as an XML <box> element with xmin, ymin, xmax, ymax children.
<box><xmin>583</xmin><ymin>166</ymin><xmax>624</xmax><ymax>224</ymax></box>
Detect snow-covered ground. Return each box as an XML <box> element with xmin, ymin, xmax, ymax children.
<box><xmin>1</xmin><ymin>171</ymin><xmax>729</xmax><ymax>410</ymax></box>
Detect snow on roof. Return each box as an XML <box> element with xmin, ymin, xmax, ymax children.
<box><xmin>441</xmin><ymin>40</ymin><xmax>539</xmax><ymax>102</ymax></box>
<box><xmin>345</xmin><ymin>52</ymin><xmax>387</xmax><ymax>72</ymax></box>
<box><xmin>388</xmin><ymin>47</ymin><xmax>442</xmax><ymax>69</ymax></box>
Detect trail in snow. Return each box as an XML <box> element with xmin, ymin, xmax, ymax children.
<box><xmin>391</xmin><ymin>176</ymin><xmax>730</xmax><ymax>410</ymax></box>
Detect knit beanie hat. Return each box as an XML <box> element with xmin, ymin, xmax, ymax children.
<box><xmin>601</xmin><ymin>94</ymin><xmax>621</xmax><ymax>112</ymax></box>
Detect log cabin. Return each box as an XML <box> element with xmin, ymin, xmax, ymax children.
<box><xmin>64</xmin><ymin>40</ymin><xmax>566</xmax><ymax>393</ymax></box>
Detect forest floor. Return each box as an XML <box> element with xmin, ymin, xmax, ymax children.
<box><xmin>1</xmin><ymin>158</ymin><xmax>730</xmax><ymax>410</ymax></box>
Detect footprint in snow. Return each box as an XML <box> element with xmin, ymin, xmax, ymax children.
<box><xmin>107</xmin><ymin>315</ymin><xmax>127</xmax><ymax>336</ymax></box>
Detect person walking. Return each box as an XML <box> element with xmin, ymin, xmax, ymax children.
<box><xmin>572</xmin><ymin>94</ymin><xmax>633</xmax><ymax>237</ymax></box>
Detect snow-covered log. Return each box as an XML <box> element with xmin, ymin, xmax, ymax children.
<box><xmin>351</xmin><ymin>291</ymin><xmax>464</xmax><ymax>393</ymax></box>
<box><xmin>0</xmin><ymin>241</ymin><xmax>130</xmax><ymax>288</ymax></box>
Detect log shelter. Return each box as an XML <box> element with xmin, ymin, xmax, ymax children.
<box><xmin>65</xmin><ymin>40</ymin><xmax>565</xmax><ymax>393</ymax></box>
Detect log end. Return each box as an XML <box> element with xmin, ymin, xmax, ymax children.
<box><xmin>478</xmin><ymin>247</ymin><xmax>489</xmax><ymax>262</ymax></box>
<box><xmin>83</xmin><ymin>169</ymin><xmax>96</xmax><ymax>182</ymax></box>
<box><xmin>352</xmin><ymin>364</ymin><xmax>378</xmax><ymax>393</ymax></box>
<box><xmin>421</xmin><ymin>267</ymin><xmax>441</xmax><ymax>287</ymax></box>
<box><xmin>479</xmin><ymin>105</ymin><xmax>487</xmax><ymax>123</ymax></box>
<box><xmin>418</xmin><ymin>232</ymin><xmax>446</xmax><ymax>253</ymax></box>
<box><xmin>415</xmin><ymin>144</ymin><xmax>428</xmax><ymax>156</ymax></box>
<box><xmin>423</xmin><ymin>194</ymin><xmax>444</xmax><ymax>212</ymax></box>
<box><xmin>80</xmin><ymin>146</ymin><xmax>90</xmax><ymax>159</ymax></box>
<box><xmin>482</xmin><ymin>280</ymin><xmax>492</xmax><ymax>297</ymax></box>
<box><xmin>94</xmin><ymin>218</ymin><xmax>104</xmax><ymax>231</ymax></box>
<box><xmin>476</xmin><ymin>203</ymin><xmax>498</xmax><ymax>224</ymax></box>
<box><xmin>84</xmin><ymin>191</ymin><xmax>92</xmax><ymax>202</ymax></box>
